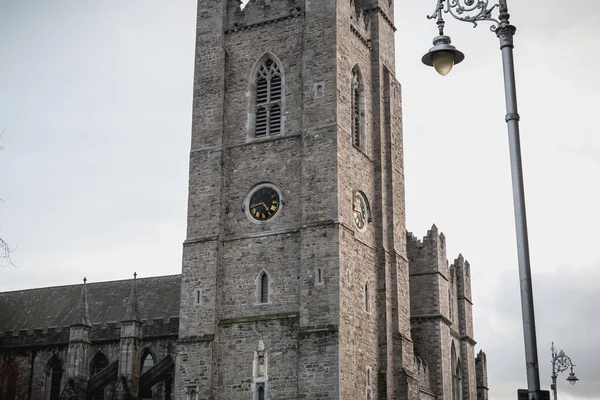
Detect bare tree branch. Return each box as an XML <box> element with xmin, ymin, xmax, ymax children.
<box><xmin>0</xmin><ymin>128</ymin><xmax>16</xmax><ymax>267</ymax></box>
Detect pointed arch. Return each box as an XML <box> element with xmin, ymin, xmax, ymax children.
<box><xmin>249</xmin><ymin>53</ymin><xmax>285</xmax><ymax>138</ymax></box>
<box><xmin>451</xmin><ymin>341</ymin><xmax>463</xmax><ymax>400</ymax></box>
<box><xmin>351</xmin><ymin>65</ymin><xmax>365</xmax><ymax>149</ymax></box>
<box><xmin>258</xmin><ymin>270</ymin><xmax>270</xmax><ymax>304</ymax></box>
<box><xmin>140</xmin><ymin>348</ymin><xmax>155</xmax><ymax>399</ymax></box>
<box><xmin>140</xmin><ymin>348</ymin><xmax>155</xmax><ymax>374</ymax></box>
<box><xmin>90</xmin><ymin>350</ymin><xmax>109</xmax><ymax>376</ymax></box>
<box><xmin>46</xmin><ymin>354</ymin><xmax>63</xmax><ymax>400</ymax></box>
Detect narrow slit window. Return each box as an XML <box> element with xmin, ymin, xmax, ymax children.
<box><xmin>253</xmin><ymin>56</ymin><xmax>284</xmax><ymax>138</ymax></box>
<box><xmin>352</xmin><ymin>66</ymin><xmax>364</xmax><ymax>148</ymax></box>
<box><xmin>260</xmin><ymin>273</ymin><xmax>269</xmax><ymax>303</ymax></box>
<box><xmin>364</xmin><ymin>282</ymin><xmax>370</xmax><ymax>312</ymax></box>
<box><xmin>257</xmin><ymin>383</ymin><xmax>266</xmax><ymax>400</ymax></box>
<box><xmin>317</xmin><ymin>268</ymin><xmax>322</xmax><ymax>284</ymax></box>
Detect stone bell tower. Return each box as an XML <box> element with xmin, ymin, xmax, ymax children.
<box><xmin>175</xmin><ymin>0</ymin><xmax>418</xmax><ymax>398</ymax></box>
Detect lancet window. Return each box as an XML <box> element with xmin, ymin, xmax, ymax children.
<box><xmin>260</xmin><ymin>272</ymin><xmax>269</xmax><ymax>303</ymax></box>
<box><xmin>252</xmin><ymin>55</ymin><xmax>284</xmax><ymax>138</ymax></box>
<box><xmin>47</xmin><ymin>355</ymin><xmax>63</xmax><ymax>400</ymax></box>
<box><xmin>351</xmin><ymin>66</ymin><xmax>364</xmax><ymax>148</ymax></box>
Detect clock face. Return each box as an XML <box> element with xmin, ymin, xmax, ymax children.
<box><xmin>353</xmin><ymin>192</ymin><xmax>368</xmax><ymax>230</ymax></box>
<box><xmin>249</xmin><ymin>186</ymin><xmax>280</xmax><ymax>221</ymax></box>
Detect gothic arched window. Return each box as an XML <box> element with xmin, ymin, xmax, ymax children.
<box><xmin>90</xmin><ymin>351</ymin><xmax>108</xmax><ymax>376</ymax></box>
<box><xmin>456</xmin><ymin>359</ymin><xmax>463</xmax><ymax>400</ymax></box>
<box><xmin>260</xmin><ymin>272</ymin><xmax>269</xmax><ymax>304</ymax></box>
<box><xmin>47</xmin><ymin>355</ymin><xmax>63</xmax><ymax>400</ymax></box>
<box><xmin>256</xmin><ymin>382</ymin><xmax>266</xmax><ymax>400</ymax></box>
<box><xmin>89</xmin><ymin>352</ymin><xmax>109</xmax><ymax>400</ymax></box>
<box><xmin>351</xmin><ymin>66</ymin><xmax>364</xmax><ymax>149</ymax></box>
<box><xmin>140</xmin><ymin>349</ymin><xmax>155</xmax><ymax>399</ymax></box>
<box><xmin>251</xmin><ymin>54</ymin><xmax>284</xmax><ymax>138</ymax></box>
<box><xmin>141</xmin><ymin>350</ymin><xmax>155</xmax><ymax>374</ymax></box>
<box><xmin>452</xmin><ymin>343</ymin><xmax>463</xmax><ymax>400</ymax></box>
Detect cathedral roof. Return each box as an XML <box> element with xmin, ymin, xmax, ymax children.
<box><xmin>0</xmin><ymin>275</ymin><xmax>180</xmax><ymax>334</ymax></box>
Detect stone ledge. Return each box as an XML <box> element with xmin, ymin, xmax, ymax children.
<box><xmin>364</xmin><ymin>7</ymin><xmax>397</xmax><ymax>32</ymax></box>
<box><xmin>219</xmin><ymin>312</ymin><xmax>299</xmax><ymax>325</ymax></box>
<box><xmin>298</xmin><ymin>324</ymin><xmax>338</xmax><ymax>335</ymax></box>
<box><xmin>410</xmin><ymin>313</ymin><xmax>452</xmax><ymax>327</ymax></box>
<box><xmin>177</xmin><ymin>334</ymin><xmax>215</xmax><ymax>344</ymax></box>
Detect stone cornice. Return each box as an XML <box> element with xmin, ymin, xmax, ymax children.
<box><xmin>350</xmin><ymin>24</ymin><xmax>372</xmax><ymax>50</ymax></box>
<box><xmin>410</xmin><ymin>313</ymin><xmax>452</xmax><ymax>326</ymax></box>
<box><xmin>364</xmin><ymin>7</ymin><xmax>397</xmax><ymax>32</ymax></box>
<box><xmin>219</xmin><ymin>312</ymin><xmax>299</xmax><ymax>326</ymax></box>
<box><xmin>177</xmin><ymin>334</ymin><xmax>215</xmax><ymax>344</ymax></box>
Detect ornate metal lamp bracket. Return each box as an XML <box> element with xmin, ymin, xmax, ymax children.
<box><xmin>427</xmin><ymin>0</ymin><xmax>515</xmax><ymax>33</ymax></box>
<box><xmin>551</xmin><ymin>342</ymin><xmax>576</xmax><ymax>374</ymax></box>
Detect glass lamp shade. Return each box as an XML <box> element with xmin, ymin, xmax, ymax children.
<box><xmin>432</xmin><ymin>51</ymin><xmax>455</xmax><ymax>76</ymax></box>
<box><xmin>567</xmin><ymin>372</ymin><xmax>579</xmax><ymax>386</ymax></box>
<box><xmin>422</xmin><ymin>35</ymin><xmax>464</xmax><ymax>76</ymax></box>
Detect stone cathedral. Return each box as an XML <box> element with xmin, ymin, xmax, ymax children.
<box><xmin>0</xmin><ymin>1</ymin><xmax>490</xmax><ymax>400</ymax></box>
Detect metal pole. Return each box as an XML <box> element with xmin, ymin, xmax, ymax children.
<box><xmin>551</xmin><ymin>344</ymin><xmax>558</xmax><ymax>400</ymax></box>
<box><xmin>496</xmin><ymin>1</ymin><xmax>542</xmax><ymax>398</ymax></box>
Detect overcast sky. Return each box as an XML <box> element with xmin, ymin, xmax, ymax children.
<box><xmin>0</xmin><ymin>1</ymin><xmax>598</xmax><ymax>399</ymax></box>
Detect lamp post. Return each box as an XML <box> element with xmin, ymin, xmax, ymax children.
<box><xmin>550</xmin><ymin>343</ymin><xmax>578</xmax><ymax>400</ymax></box>
<box><xmin>421</xmin><ymin>1</ymin><xmax>545</xmax><ymax>399</ymax></box>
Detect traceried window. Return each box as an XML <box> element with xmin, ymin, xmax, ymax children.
<box><xmin>252</xmin><ymin>55</ymin><xmax>284</xmax><ymax>138</ymax></box>
<box><xmin>351</xmin><ymin>66</ymin><xmax>364</xmax><ymax>148</ymax></box>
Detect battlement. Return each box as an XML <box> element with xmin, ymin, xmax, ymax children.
<box><xmin>476</xmin><ymin>350</ymin><xmax>489</xmax><ymax>387</ymax></box>
<box><xmin>349</xmin><ymin>0</ymin><xmax>372</xmax><ymax>45</ymax></box>
<box><xmin>1</xmin><ymin>326</ymin><xmax>71</xmax><ymax>347</ymax></box>
<box><xmin>0</xmin><ymin>317</ymin><xmax>179</xmax><ymax>347</ymax></box>
<box><xmin>225</xmin><ymin>0</ymin><xmax>304</xmax><ymax>33</ymax></box>
<box><xmin>407</xmin><ymin>224</ymin><xmax>448</xmax><ymax>275</ymax></box>
<box><xmin>451</xmin><ymin>254</ymin><xmax>472</xmax><ymax>301</ymax></box>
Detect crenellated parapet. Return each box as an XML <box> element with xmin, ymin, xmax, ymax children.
<box><xmin>476</xmin><ymin>350</ymin><xmax>489</xmax><ymax>400</ymax></box>
<box><xmin>451</xmin><ymin>254</ymin><xmax>475</xmax><ymax>342</ymax></box>
<box><xmin>225</xmin><ymin>0</ymin><xmax>304</xmax><ymax>33</ymax></box>
<box><xmin>1</xmin><ymin>327</ymin><xmax>70</xmax><ymax>348</ymax></box>
<box><xmin>407</xmin><ymin>224</ymin><xmax>449</xmax><ymax>277</ymax></box>
<box><xmin>349</xmin><ymin>0</ymin><xmax>372</xmax><ymax>47</ymax></box>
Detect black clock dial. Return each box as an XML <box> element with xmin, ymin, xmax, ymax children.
<box><xmin>249</xmin><ymin>187</ymin><xmax>280</xmax><ymax>221</ymax></box>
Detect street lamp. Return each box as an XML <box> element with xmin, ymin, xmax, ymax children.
<box><xmin>422</xmin><ymin>1</ymin><xmax>546</xmax><ymax>399</ymax></box>
<box><xmin>551</xmin><ymin>343</ymin><xmax>578</xmax><ymax>400</ymax></box>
